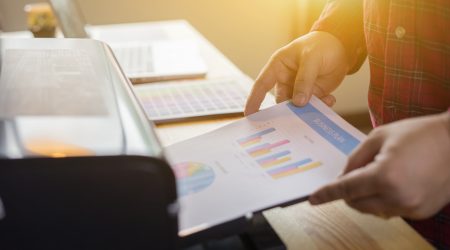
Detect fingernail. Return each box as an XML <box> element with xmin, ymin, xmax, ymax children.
<box><xmin>295</xmin><ymin>93</ymin><xmax>307</xmax><ymax>106</ymax></box>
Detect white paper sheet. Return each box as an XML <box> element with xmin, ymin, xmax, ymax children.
<box><xmin>164</xmin><ymin>96</ymin><xmax>367</xmax><ymax>236</ymax></box>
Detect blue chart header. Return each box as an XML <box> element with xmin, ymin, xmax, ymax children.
<box><xmin>287</xmin><ymin>102</ymin><xmax>360</xmax><ymax>155</ymax></box>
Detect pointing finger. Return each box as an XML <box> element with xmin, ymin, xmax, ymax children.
<box><xmin>245</xmin><ymin>61</ymin><xmax>278</xmax><ymax>116</ymax></box>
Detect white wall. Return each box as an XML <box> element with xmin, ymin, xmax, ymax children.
<box><xmin>333</xmin><ymin>61</ymin><xmax>370</xmax><ymax>114</ymax></box>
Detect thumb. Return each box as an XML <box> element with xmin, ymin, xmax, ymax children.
<box><xmin>292</xmin><ymin>54</ymin><xmax>321</xmax><ymax>106</ymax></box>
<box><xmin>344</xmin><ymin>130</ymin><xmax>385</xmax><ymax>174</ymax></box>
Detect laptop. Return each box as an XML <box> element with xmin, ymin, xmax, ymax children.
<box><xmin>48</xmin><ymin>0</ymin><xmax>208</xmax><ymax>84</ymax></box>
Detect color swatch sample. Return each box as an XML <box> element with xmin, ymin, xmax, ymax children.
<box><xmin>134</xmin><ymin>78</ymin><xmax>252</xmax><ymax>122</ymax></box>
<box><xmin>237</xmin><ymin>128</ymin><xmax>321</xmax><ymax>180</ymax></box>
<box><xmin>173</xmin><ymin>162</ymin><xmax>215</xmax><ymax>196</ymax></box>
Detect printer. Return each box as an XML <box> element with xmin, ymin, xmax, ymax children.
<box><xmin>0</xmin><ymin>38</ymin><xmax>178</xmax><ymax>249</ymax></box>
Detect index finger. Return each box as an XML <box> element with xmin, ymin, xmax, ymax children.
<box><xmin>309</xmin><ymin>163</ymin><xmax>379</xmax><ymax>205</ymax></box>
<box><xmin>244</xmin><ymin>62</ymin><xmax>277</xmax><ymax>116</ymax></box>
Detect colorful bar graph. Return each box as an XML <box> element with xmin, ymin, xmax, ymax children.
<box><xmin>237</xmin><ymin>128</ymin><xmax>276</xmax><ymax>147</ymax></box>
<box><xmin>237</xmin><ymin>127</ymin><xmax>322</xmax><ymax>180</ymax></box>
<box><xmin>247</xmin><ymin>139</ymin><xmax>290</xmax><ymax>157</ymax></box>
<box><xmin>267</xmin><ymin>159</ymin><xmax>321</xmax><ymax>179</ymax></box>
<box><xmin>257</xmin><ymin>151</ymin><xmax>291</xmax><ymax>168</ymax></box>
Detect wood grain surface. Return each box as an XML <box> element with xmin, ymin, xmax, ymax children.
<box><xmin>263</xmin><ymin>200</ymin><xmax>432</xmax><ymax>250</ymax></box>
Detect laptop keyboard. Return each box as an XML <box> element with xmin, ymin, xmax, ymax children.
<box><xmin>133</xmin><ymin>78</ymin><xmax>254</xmax><ymax>122</ymax></box>
<box><xmin>112</xmin><ymin>43</ymin><xmax>154</xmax><ymax>74</ymax></box>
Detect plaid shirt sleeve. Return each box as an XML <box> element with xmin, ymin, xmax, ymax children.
<box><xmin>309</xmin><ymin>1</ymin><xmax>450</xmax><ymax>248</ymax></box>
<box><xmin>310</xmin><ymin>0</ymin><xmax>367</xmax><ymax>74</ymax></box>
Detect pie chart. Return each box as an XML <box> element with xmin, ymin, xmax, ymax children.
<box><xmin>173</xmin><ymin>162</ymin><xmax>215</xmax><ymax>196</ymax></box>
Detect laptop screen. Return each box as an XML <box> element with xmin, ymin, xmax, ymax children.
<box><xmin>48</xmin><ymin>0</ymin><xmax>89</xmax><ymax>38</ymax></box>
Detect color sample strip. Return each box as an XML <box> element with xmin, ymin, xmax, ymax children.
<box><xmin>237</xmin><ymin>127</ymin><xmax>276</xmax><ymax>146</ymax></box>
<box><xmin>257</xmin><ymin>150</ymin><xmax>291</xmax><ymax>168</ymax></box>
<box><xmin>248</xmin><ymin>139</ymin><xmax>290</xmax><ymax>157</ymax></box>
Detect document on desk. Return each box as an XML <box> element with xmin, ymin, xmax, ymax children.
<box><xmin>164</xmin><ymin>96</ymin><xmax>366</xmax><ymax>236</ymax></box>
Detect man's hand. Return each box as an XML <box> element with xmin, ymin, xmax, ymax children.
<box><xmin>244</xmin><ymin>31</ymin><xmax>349</xmax><ymax>115</ymax></box>
<box><xmin>309</xmin><ymin>112</ymin><xmax>450</xmax><ymax>220</ymax></box>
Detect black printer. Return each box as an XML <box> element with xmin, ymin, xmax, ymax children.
<box><xmin>0</xmin><ymin>38</ymin><xmax>178</xmax><ymax>249</ymax></box>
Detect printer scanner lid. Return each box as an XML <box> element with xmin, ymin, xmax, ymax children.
<box><xmin>0</xmin><ymin>38</ymin><xmax>163</xmax><ymax>159</ymax></box>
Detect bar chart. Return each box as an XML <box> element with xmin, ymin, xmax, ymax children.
<box><xmin>237</xmin><ymin>128</ymin><xmax>321</xmax><ymax>180</ymax></box>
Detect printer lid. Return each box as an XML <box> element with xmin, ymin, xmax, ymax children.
<box><xmin>0</xmin><ymin>38</ymin><xmax>163</xmax><ymax>159</ymax></box>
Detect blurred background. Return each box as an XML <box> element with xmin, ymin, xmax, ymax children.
<box><xmin>0</xmin><ymin>0</ymin><xmax>371</xmax><ymax>130</ymax></box>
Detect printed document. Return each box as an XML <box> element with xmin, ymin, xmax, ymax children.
<box><xmin>164</xmin><ymin>96</ymin><xmax>367</xmax><ymax>236</ymax></box>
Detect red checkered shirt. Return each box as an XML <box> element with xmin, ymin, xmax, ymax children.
<box><xmin>312</xmin><ymin>0</ymin><xmax>450</xmax><ymax>248</ymax></box>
